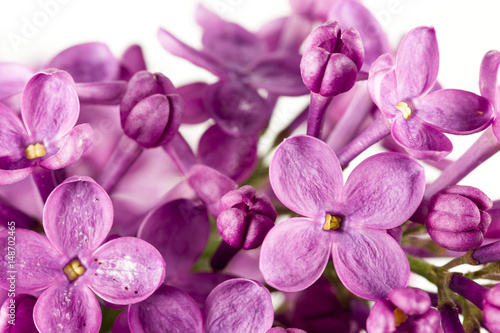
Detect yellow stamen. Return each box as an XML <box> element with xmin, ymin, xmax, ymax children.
<box><xmin>323</xmin><ymin>214</ymin><xmax>341</xmax><ymax>231</ymax></box>
<box><xmin>395</xmin><ymin>102</ymin><xmax>412</xmax><ymax>119</ymax></box>
<box><xmin>25</xmin><ymin>143</ymin><xmax>47</xmax><ymax>159</ymax></box>
<box><xmin>394</xmin><ymin>308</ymin><xmax>408</xmax><ymax>327</ymax></box>
<box><xmin>63</xmin><ymin>259</ymin><xmax>86</xmax><ymax>281</ymax></box>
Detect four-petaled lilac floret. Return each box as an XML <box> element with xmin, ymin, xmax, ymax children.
<box><xmin>217</xmin><ymin>185</ymin><xmax>277</xmax><ymax>250</ymax></box>
<box><xmin>426</xmin><ymin>185</ymin><xmax>492</xmax><ymax>251</ymax></box>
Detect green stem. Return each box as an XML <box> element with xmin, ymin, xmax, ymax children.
<box><xmin>407</xmin><ymin>254</ymin><xmax>438</xmax><ymax>284</ymax></box>
<box><xmin>465</xmin><ymin>262</ymin><xmax>500</xmax><ymax>280</ymax></box>
<box><xmin>439</xmin><ymin>251</ymin><xmax>476</xmax><ymax>271</ymax></box>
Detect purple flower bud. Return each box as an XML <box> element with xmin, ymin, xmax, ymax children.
<box><xmin>426</xmin><ymin>185</ymin><xmax>493</xmax><ymax>251</ymax></box>
<box><xmin>217</xmin><ymin>185</ymin><xmax>277</xmax><ymax>250</ymax></box>
<box><xmin>484</xmin><ymin>283</ymin><xmax>500</xmax><ymax>333</ymax></box>
<box><xmin>120</xmin><ymin>70</ymin><xmax>183</xmax><ymax>148</ymax></box>
<box><xmin>300</xmin><ymin>20</ymin><xmax>364</xmax><ymax>97</ymax></box>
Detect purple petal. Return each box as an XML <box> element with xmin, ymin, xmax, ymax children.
<box><xmin>392</xmin><ymin>117</ymin><xmax>453</xmax><ymax>160</ymax></box>
<box><xmin>87</xmin><ymin>237</ymin><xmax>166</xmax><ymax>305</ymax></box>
<box><xmin>413</xmin><ymin>89</ymin><xmax>493</xmax><ymax>134</ymax></box>
<box><xmin>187</xmin><ymin>164</ymin><xmax>237</xmax><ymax>218</ymax></box>
<box><xmin>427</xmin><ymin>228</ymin><xmax>483</xmax><ymax>252</ymax></box>
<box><xmin>342</xmin><ymin>152</ymin><xmax>425</xmax><ymax>229</ymax></box>
<box><xmin>388</xmin><ymin>287</ymin><xmax>431</xmax><ymax>316</ymax></box>
<box><xmin>198</xmin><ymin>125</ymin><xmax>257</xmax><ymax>183</ymax></box>
<box><xmin>204</xmin><ymin>79</ymin><xmax>272</xmax><ymax>136</ymax></box>
<box><xmin>260</xmin><ymin>218</ymin><xmax>331</xmax><ymax>292</ymax></box>
<box><xmin>0</xmin><ymin>167</ymin><xmax>34</xmax><ymax>186</ymax></box>
<box><xmin>177</xmin><ymin>82</ymin><xmax>211</xmax><ymax>124</ymax></box>
<box><xmin>112</xmin><ymin>311</ymin><xmax>131</xmax><ymax>333</ymax></box>
<box><xmin>366</xmin><ymin>300</ymin><xmax>395</xmax><ymax>333</ymax></box>
<box><xmin>204</xmin><ymin>278</ymin><xmax>274</xmax><ymax>333</ymax></box>
<box><xmin>329</xmin><ymin>0</ymin><xmax>390</xmax><ymax>69</ymax></box>
<box><xmin>128</xmin><ymin>285</ymin><xmax>203</xmax><ymax>333</ymax></box>
<box><xmin>195</xmin><ymin>4</ymin><xmax>224</xmax><ymax>31</ymax></box>
<box><xmin>75</xmin><ymin>81</ymin><xmax>127</xmax><ymax>105</ymax></box>
<box><xmin>256</xmin><ymin>16</ymin><xmax>313</xmax><ymax>53</ymax></box>
<box><xmin>43</xmin><ymin>177</ymin><xmax>113</xmax><ymax>258</ymax></box>
<box><xmin>200</xmin><ymin>18</ymin><xmax>265</xmax><ymax>70</ymax></box>
<box><xmin>0</xmin><ymin>295</ymin><xmax>37</xmax><ymax>333</ymax></box>
<box><xmin>339</xmin><ymin>27</ymin><xmax>364</xmax><ymax>71</ymax></box>
<box><xmin>269</xmin><ymin>135</ymin><xmax>342</xmax><ymax>218</ymax></box>
<box><xmin>246</xmin><ymin>53</ymin><xmax>308</xmax><ymax>96</ymax></box>
<box><xmin>38</xmin><ymin>123</ymin><xmax>93</xmax><ymax>170</ymax></box>
<box><xmin>0</xmin><ymin>63</ymin><xmax>33</xmax><ymax>99</ymax></box>
<box><xmin>480</xmin><ymin>50</ymin><xmax>500</xmax><ymax>111</ymax></box>
<box><xmin>0</xmin><ymin>229</ymin><xmax>63</xmax><ymax>293</ymax></box>
<box><xmin>169</xmin><ymin>272</ymin><xmax>234</xmax><ymax>307</ymax></box>
<box><xmin>157</xmin><ymin>27</ymin><xmax>225</xmax><ymax>76</ymax></box>
<box><xmin>122</xmin><ymin>94</ymin><xmax>177</xmax><ymax>148</ymax></box>
<box><xmin>21</xmin><ymin>69</ymin><xmax>79</xmax><ymax>142</ymax></box>
<box><xmin>333</xmin><ymin>229</ymin><xmax>410</xmax><ymax>300</ymax></box>
<box><xmin>46</xmin><ymin>42</ymin><xmax>119</xmax><ymax>82</ymax></box>
<box><xmin>137</xmin><ymin>199</ymin><xmax>210</xmax><ymax>282</ymax></box>
<box><xmin>367</xmin><ymin>53</ymin><xmax>399</xmax><ymax>118</ymax></box>
<box><xmin>34</xmin><ymin>282</ymin><xmax>101</xmax><ymax>333</ymax></box>
<box><xmin>396</xmin><ymin>26</ymin><xmax>439</xmax><ymax>100</ymax></box>
<box><xmin>0</xmin><ymin>103</ymin><xmax>27</xmax><ymax>156</ymax></box>
<box><xmin>120</xmin><ymin>44</ymin><xmax>147</xmax><ymax>81</ymax></box>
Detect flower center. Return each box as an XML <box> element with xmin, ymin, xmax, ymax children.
<box><xmin>323</xmin><ymin>214</ymin><xmax>341</xmax><ymax>231</ymax></box>
<box><xmin>395</xmin><ymin>102</ymin><xmax>412</xmax><ymax>119</ymax></box>
<box><xmin>25</xmin><ymin>143</ymin><xmax>47</xmax><ymax>159</ymax></box>
<box><xmin>63</xmin><ymin>259</ymin><xmax>86</xmax><ymax>281</ymax></box>
<box><xmin>394</xmin><ymin>308</ymin><xmax>408</xmax><ymax>327</ymax></box>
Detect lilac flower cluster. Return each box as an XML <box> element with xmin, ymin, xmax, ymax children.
<box><xmin>1</xmin><ymin>1</ymin><xmax>500</xmax><ymax>332</ymax></box>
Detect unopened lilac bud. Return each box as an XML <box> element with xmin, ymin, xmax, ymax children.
<box><xmin>300</xmin><ymin>20</ymin><xmax>364</xmax><ymax>97</ymax></box>
<box><xmin>217</xmin><ymin>185</ymin><xmax>277</xmax><ymax>250</ymax></box>
<box><xmin>484</xmin><ymin>283</ymin><xmax>500</xmax><ymax>333</ymax></box>
<box><xmin>120</xmin><ymin>70</ymin><xmax>183</xmax><ymax>148</ymax></box>
<box><xmin>426</xmin><ymin>185</ymin><xmax>493</xmax><ymax>251</ymax></box>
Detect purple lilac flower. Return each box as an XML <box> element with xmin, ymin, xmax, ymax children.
<box><xmin>118</xmin><ymin>278</ymin><xmax>274</xmax><ymax>333</ymax></box>
<box><xmin>0</xmin><ymin>177</ymin><xmax>165</xmax><ymax>332</ymax></box>
<box><xmin>0</xmin><ymin>69</ymin><xmax>93</xmax><ymax>186</ymax></box>
<box><xmin>260</xmin><ymin>135</ymin><xmax>425</xmax><ymax>300</ymax></box>
<box><xmin>158</xmin><ymin>4</ymin><xmax>308</xmax><ymax>136</ymax></box>
<box><xmin>426</xmin><ymin>185</ymin><xmax>492</xmax><ymax>251</ymax></box>
<box><xmin>338</xmin><ymin>26</ymin><xmax>493</xmax><ymax>167</ymax></box>
<box><xmin>422</xmin><ymin>50</ymin><xmax>500</xmax><ymax>200</ymax></box>
<box><xmin>366</xmin><ymin>287</ymin><xmax>441</xmax><ymax>332</ymax></box>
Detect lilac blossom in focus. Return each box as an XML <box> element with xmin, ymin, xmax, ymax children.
<box><xmin>0</xmin><ymin>177</ymin><xmax>165</xmax><ymax>332</ymax></box>
<box><xmin>368</xmin><ymin>26</ymin><xmax>492</xmax><ymax>160</ymax></box>
<box><xmin>0</xmin><ymin>69</ymin><xmax>93</xmax><ymax>185</ymax></box>
<box><xmin>260</xmin><ymin>135</ymin><xmax>425</xmax><ymax>300</ymax></box>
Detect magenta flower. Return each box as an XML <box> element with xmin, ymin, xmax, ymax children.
<box><xmin>368</xmin><ymin>26</ymin><xmax>492</xmax><ymax>160</ymax></box>
<box><xmin>0</xmin><ymin>177</ymin><xmax>165</xmax><ymax>332</ymax></box>
<box><xmin>366</xmin><ymin>287</ymin><xmax>441</xmax><ymax>332</ymax></box>
<box><xmin>0</xmin><ymin>69</ymin><xmax>93</xmax><ymax>185</ymax></box>
<box><xmin>260</xmin><ymin>135</ymin><xmax>425</xmax><ymax>300</ymax></box>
